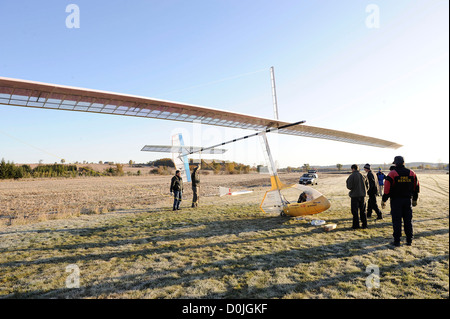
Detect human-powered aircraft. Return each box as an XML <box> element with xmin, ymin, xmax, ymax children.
<box><xmin>0</xmin><ymin>76</ymin><xmax>402</xmax><ymax>216</ymax></box>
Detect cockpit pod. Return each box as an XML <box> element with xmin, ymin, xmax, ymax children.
<box><xmin>260</xmin><ymin>182</ymin><xmax>331</xmax><ymax>217</ymax></box>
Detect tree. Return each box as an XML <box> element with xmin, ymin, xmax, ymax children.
<box><xmin>0</xmin><ymin>158</ymin><xmax>7</xmax><ymax>179</ymax></box>
<box><xmin>302</xmin><ymin>163</ymin><xmax>310</xmax><ymax>172</ymax></box>
<box><xmin>152</xmin><ymin>158</ymin><xmax>175</xmax><ymax>168</ymax></box>
<box><xmin>225</xmin><ymin>162</ymin><xmax>235</xmax><ymax>174</ymax></box>
<box><xmin>336</xmin><ymin>164</ymin><xmax>343</xmax><ymax>171</ymax></box>
<box><xmin>116</xmin><ymin>164</ymin><xmax>124</xmax><ymax>176</ymax></box>
<box><xmin>61</xmin><ymin>159</ymin><xmax>66</xmax><ymax>164</ymax></box>
<box><xmin>212</xmin><ymin>160</ymin><xmax>222</xmax><ymax>174</ymax></box>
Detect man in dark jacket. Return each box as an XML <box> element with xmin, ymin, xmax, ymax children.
<box><xmin>346</xmin><ymin>164</ymin><xmax>369</xmax><ymax>229</ymax></box>
<box><xmin>170</xmin><ymin>170</ymin><xmax>183</xmax><ymax>211</ymax></box>
<box><xmin>364</xmin><ymin>163</ymin><xmax>383</xmax><ymax>220</ymax></box>
<box><xmin>191</xmin><ymin>165</ymin><xmax>200</xmax><ymax>208</ymax></box>
<box><xmin>382</xmin><ymin>156</ymin><xmax>420</xmax><ymax>247</ymax></box>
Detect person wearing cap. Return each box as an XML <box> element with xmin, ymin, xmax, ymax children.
<box><xmin>170</xmin><ymin>170</ymin><xmax>183</xmax><ymax>211</ymax></box>
<box><xmin>191</xmin><ymin>164</ymin><xmax>201</xmax><ymax>208</ymax></box>
<box><xmin>364</xmin><ymin>163</ymin><xmax>383</xmax><ymax>220</ymax></box>
<box><xmin>376</xmin><ymin>168</ymin><xmax>386</xmax><ymax>196</ymax></box>
<box><xmin>346</xmin><ymin>164</ymin><xmax>369</xmax><ymax>229</ymax></box>
<box><xmin>381</xmin><ymin>156</ymin><xmax>420</xmax><ymax>247</ymax></box>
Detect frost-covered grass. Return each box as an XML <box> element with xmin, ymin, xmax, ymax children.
<box><xmin>0</xmin><ymin>173</ymin><xmax>447</xmax><ymax>298</ymax></box>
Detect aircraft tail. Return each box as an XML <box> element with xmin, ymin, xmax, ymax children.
<box><xmin>141</xmin><ymin>134</ymin><xmax>227</xmax><ymax>183</ymax></box>
<box><xmin>171</xmin><ymin>133</ymin><xmax>191</xmax><ymax>182</ymax></box>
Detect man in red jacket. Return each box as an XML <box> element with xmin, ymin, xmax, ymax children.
<box><xmin>381</xmin><ymin>156</ymin><xmax>420</xmax><ymax>247</ymax></box>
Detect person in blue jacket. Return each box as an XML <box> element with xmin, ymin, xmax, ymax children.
<box><xmin>376</xmin><ymin>168</ymin><xmax>386</xmax><ymax>196</ymax></box>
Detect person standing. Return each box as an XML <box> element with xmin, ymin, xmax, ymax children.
<box><xmin>191</xmin><ymin>164</ymin><xmax>200</xmax><ymax>208</ymax></box>
<box><xmin>364</xmin><ymin>163</ymin><xmax>383</xmax><ymax>219</ymax></box>
<box><xmin>381</xmin><ymin>156</ymin><xmax>420</xmax><ymax>247</ymax></box>
<box><xmin>170</xmin><ymin>170</ymin><xmax>183</xmax><ymax>211</ymax></box>
<box><xmin>376</xmin><ymin>168</ymin><xmax>386</xmax><ymax>196</ymax></box>
<box><xmin>346</xmin><ymin>164</ymin><xmax>369</xmax><ymax>229</ymax></box>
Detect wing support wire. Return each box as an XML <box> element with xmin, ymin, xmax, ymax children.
<box><xmin>181</xmin><ymin>120</ymin><xmax>306</xmax><ymax>157</ymax></box>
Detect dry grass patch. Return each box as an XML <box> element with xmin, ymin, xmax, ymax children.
<box><xmin>0</xmin><ymin>173</ymin><xmax>447</xmax><ymax>299</ymax></box>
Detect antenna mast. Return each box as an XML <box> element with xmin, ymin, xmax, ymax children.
<box><xmin>270</xmin><ymin>66</ymin><xmax>279</xmax><ymax>120</ymax></box>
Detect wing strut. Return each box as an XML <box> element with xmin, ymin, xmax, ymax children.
<box><xmin>183</xmin><ymin>120</ymin><xmax>306</xmax><ymax>157</ymax></box>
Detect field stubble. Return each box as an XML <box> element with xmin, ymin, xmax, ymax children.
<box><xmin>0</xmin><ymin>172</ymin><xmax>448</xmax><ymax>298</ymax></box>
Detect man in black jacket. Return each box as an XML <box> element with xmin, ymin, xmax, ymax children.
<box><xmin>191</xmin><ymin>165</ymin><xmax>200</xmax><ymax>208</ymax></box>
<box><xmin>346</xmin><ymin>164</ymin><xmax>369</xmax><ymax>229</ymax></box>
<box><xmin>381</xmin><ymin>156</ymin><xmax>420</xmax><ymax>247</ymax></box>
<box><xmin>170</xmin><ymin>170</ymin><xmax>183</xmax><ymax>211</ymax></box>
<box><xmin>364</xmin><ymin>163</ymin><xmax>383</xmax><ymax>220</ymax></box>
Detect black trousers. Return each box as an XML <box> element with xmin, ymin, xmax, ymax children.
<box><xmin>351</xmin><ymin>197</ymin><xmax>367</xmax><ymax>228</ymax></box>
<box><xmin>367</xmin><ymin>193</ymin><xmax>382</xmax><ymax>218</ymax></box>
<box><xmin>192</xmin><ymin>186</ymin><xmax>199</xmax><ymax>207</ymax></box>
<box><xmin>391</xmin><ymin>197</ymin><xmax>413</xmax><ymax>243</ymax></box>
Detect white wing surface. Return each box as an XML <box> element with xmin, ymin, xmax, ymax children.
<box><xmin>0</xmin><ymin>77</ymin><xmax>402</xmax><ymax>149</ymax></box>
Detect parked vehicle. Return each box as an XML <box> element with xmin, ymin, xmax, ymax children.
<box><xmin>299</xmin><ymin>173</ymin><xmax>318</xmax><ymax>185</ymax></box>
<box><xmin>308</xmin><ymin>170</ymin><xmax>319</xmax><ymax>179</ymax></box>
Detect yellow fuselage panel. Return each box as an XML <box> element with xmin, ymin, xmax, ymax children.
<box><xmin>269</xmin><ymin>175</ymin><xmax>292</xmax><ymax>191</ymax></box>
<box><xmin>283</xmin><ymin>195</ymin><xmax>331</xmax><ymax>217</ymax></box>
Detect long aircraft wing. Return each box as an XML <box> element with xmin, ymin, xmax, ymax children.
<box><xmin>0</xmin><ymin>77</ymin><xmax>402</xmax><ymax>149</ymax></box>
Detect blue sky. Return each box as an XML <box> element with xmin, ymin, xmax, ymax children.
<box><xmin>0</xmin><ymin>0</ymin><xmax>448</xmax><ymax>167</ymax></box>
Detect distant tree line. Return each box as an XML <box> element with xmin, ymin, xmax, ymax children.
<box><xmin>190</xmin><ymin>159</ymin><xmax>253</xmax><ymax>175</ymax></box>
<box><xmin>148</xmin><ymin>158</ymin><xmax>254</xmax><ymax>175</ymax></box>
<box><xmin>1</xmin><ymin>157</ymin><xmax>260</xmax><ymax>179</ymax></box>
<box><xmin>148</xmin><ymin>158</ymin><xmax>175</xmax><ymax>168</ymax></box>
<box><xmin>0</xmin><ymin>159</ymin><xmax>129</xmax><ymax>179</ymax></box>
<box><xmin>0</xmin><ymin>159</ymin><xmax>79</xmax><ymax>179</ymax></box>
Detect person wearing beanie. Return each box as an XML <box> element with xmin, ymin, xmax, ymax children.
<box><xmin>364</xmin><ymin>163</ymin><xmax>383</xmax><ymax>220</ymax></box>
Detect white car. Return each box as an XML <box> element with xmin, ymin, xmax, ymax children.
<box><xmin>299</xmin><ymin>173</ymin><xmax>318</xmax><ymax>185</ymax></box>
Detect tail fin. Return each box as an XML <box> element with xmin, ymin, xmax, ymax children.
<box><xmin>141</xmin><ymin>134</ymin><xmax>226</xmax><ymax>183</ymax></box>
<box><xmin>172</xmin><ymin>133</ymin><xmax>191</xmax><ymax>182</ymax></box>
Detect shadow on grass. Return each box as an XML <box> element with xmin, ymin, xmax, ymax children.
<box><xmin>3</xmin><ymin>226</ymin><xmax>448</xmax><ymax>299</ymax></box>
<box><xmin>0</xmin><ymin>211</ymin><xmax>317</xmax><ymax>268</ymax></box>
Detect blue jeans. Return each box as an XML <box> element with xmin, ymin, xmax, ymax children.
<box><xmin>173</xmin><ymin>190</ymin><xmax>182</xmax><ymax>210</ymax></box>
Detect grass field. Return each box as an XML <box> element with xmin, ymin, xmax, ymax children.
<box><xmin>0</xmin><ymin>172</ymin><xmax>448</xmax><ymax>299</ymax></box>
